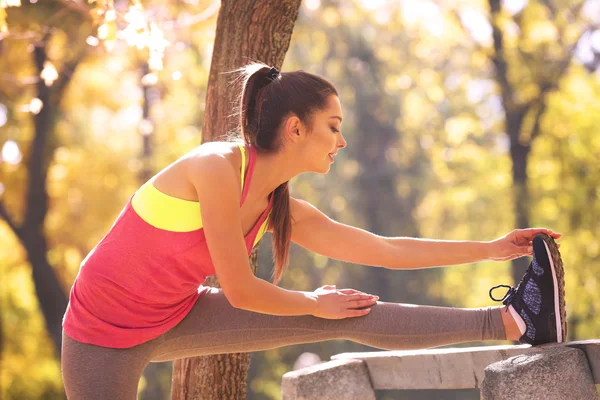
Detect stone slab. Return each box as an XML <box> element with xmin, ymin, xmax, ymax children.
<box><xmin>281</xmin><ymin>359</ymin><xmax>375</xmax><ymax>400</ymax></box>
<box><xmin>481</xmin><ymin>346</ymin><xmax>597</xmax><ymax>400</ymax></box>
<box><xmin>330</xmin><ymin>340</ymin><xmax>600</xmax><ymax>390</ymax></box>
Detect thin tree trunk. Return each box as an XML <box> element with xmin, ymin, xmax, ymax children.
<box><xmin>170</xmin><ymin>1</ymin><xmax>302</xmax><ymax>399</ymax></box>
<box><xmin>138</xmin><ymin>61</ymin><xmax>173</xmax><ymax>400</ymax></box>
<box><xmin>0</xmin><ymin>23</ymin><xmax>89</xmax><ymax>363</ymax></box>
<box><xmin>488</xmin><ymin>0</ymin><xmax>582</xmax><ymax>283</ymax></box>
<box><xmin>22</xmin><ymin>42</ymin><xmax>69</xmax><ymax>358</ymax></box>
<box><xmin>509</xmin><ymin>139</ymin><xmax>532</xmax><ymax>283</ymax></box>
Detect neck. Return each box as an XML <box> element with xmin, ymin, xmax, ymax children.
<box><xmin>250</xmin><ymin>146</ymin><xmax>306</xmax><ymax>200</ymax></box>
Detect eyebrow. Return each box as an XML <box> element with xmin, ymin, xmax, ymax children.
<box><xmin>330</xmin><ymin>116</ymin><xmax>343</xmax><ymax>122</ymax></box>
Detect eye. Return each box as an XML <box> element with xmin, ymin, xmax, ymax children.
<box><xmin>331</xmin><ymin>127</ymin><xmax>340</xmax><ymax>133</ymax></box>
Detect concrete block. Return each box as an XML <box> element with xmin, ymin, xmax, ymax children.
<box><xmin>281</xmin><ymin>359</ymin><xmax>375</xmax><ymax>400</ymax></box>
<box><xmin>481</xmin><ymin>346</ymin><xmax>598</xmax><ymax>400</ymax></box>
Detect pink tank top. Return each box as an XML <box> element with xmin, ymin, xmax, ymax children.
<box><xmin>62</xmin><ymin>144</ymin><xmax>273</xmax><ymax>348</ymax></box>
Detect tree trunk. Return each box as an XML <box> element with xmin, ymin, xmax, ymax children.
<box><xmin>138</xmin><ymin>61</ymin><xmax>174</xmax><ymax>400</ymax></box>
<box><xmin>509</xmin><ymin>139</ymin><xmax>532</xmax><ymax>283</ymax></box>
<box><xmin>170</xmin><ymin>1</ymin><xmax>302</xmax><ymax>399</ymax></box>
<box><xmin>487</xmin><ymin>0</ymin><xmax>581</xmax><ymax>284</ymax></box>
<box><xmin>20</xmin><ymin>42</ymin><xmax>71</xmax><ymax>358</ymax></box>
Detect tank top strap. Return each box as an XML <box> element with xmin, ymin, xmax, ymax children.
<box><xmin>238</xmin><ymin>143</ymin><xmax>246</xmax><ymax>193</ymax></box>
<box><xmin>239</xmin><ymin>143</ymin><xmax>257</xmax><ymax>206</ymax></box>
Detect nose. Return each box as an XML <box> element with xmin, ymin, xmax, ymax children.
<box><xmin>337</xmin><ymin>133</ymin><xmax>347</xmax><ymax>149</ymax></box>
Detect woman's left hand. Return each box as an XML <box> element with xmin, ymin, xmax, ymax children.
<box><xmin>488</xmin><ymin>228</ymin><xmax>562</xmax><ymax>261</ymax></box>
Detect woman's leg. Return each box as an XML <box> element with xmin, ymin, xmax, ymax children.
<box><xmin>150</xmin><ymin>287</ymin><xmax>506</xmax><ymax>362</ymax></box>
<box><xmin>61</xmin><ymin>330</ymin><xmax>159</xmax><ymax>400</ymax></box>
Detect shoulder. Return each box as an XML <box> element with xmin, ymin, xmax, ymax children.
<box><xmin>184</xmin><ymin>141</ymin><xmax>246</xmax><ymax>194</ymax></box>
<box><xmin>185</xmin><ymin>141</ymin><xmax>244</xmax><ymax>177</ymax></box>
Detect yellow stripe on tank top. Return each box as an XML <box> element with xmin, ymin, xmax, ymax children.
<box><xmin>131</xmin><ymin>143</ymin><xmax>270</xmax><ymax>242</ymax></box>
<box><xmin>253</xmin><ymin>216</ymin><xmax>269</xmax><ymax>247</ymax></box>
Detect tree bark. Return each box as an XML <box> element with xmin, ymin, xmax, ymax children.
<box><xmin>170</xmin><ymin>1</ymin><xmax>302</xmax><ymax>399</ymax></box>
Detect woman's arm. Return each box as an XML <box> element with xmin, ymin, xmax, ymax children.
<box><xmin>288</xmin><ymin>197</ymin><xmax>558</xmax><ymax>269</ymax></box>
<box><xmin>187</xmin><ymin>149</ymin><xmax>378</xmax><ymax>319</ymax></box>
<box><xmin>188</xmin><ymin>152</ymin><xmax>317</xmax><ymax>316</ymax></box>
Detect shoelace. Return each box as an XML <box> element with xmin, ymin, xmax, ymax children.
<box><xmin>489</xmin><ymin>284</ymin><xmax>517</xmax><ymax>312</ymax></box>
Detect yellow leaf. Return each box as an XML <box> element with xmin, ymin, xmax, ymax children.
<box><xmin>445</xmin><ymin>116</ymin><xmax>480</xmax><ymax>145</ymax></box>
<box><xmin>0</xmin><ymin>7</ymin><xmax>7</xmax><ymax>34</ymax></box>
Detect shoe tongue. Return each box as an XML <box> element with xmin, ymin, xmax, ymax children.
<box><xmin>515</xmin><ymin>270</ymin><xmax>531</xmax><ymax>293</ymax></box>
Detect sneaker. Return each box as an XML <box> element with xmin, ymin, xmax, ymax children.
<box><xmin>489</xmin><ymin>233</ymin><xmax>567</xmax><ymax>345</ymax></box>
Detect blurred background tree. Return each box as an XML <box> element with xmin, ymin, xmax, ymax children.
<box><xmin>1</xmin><ymin>0</ymin><xmax>599</xmax><ymax>399</ymax></box>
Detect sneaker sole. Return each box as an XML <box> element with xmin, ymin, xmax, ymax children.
<box><xmin>538</xmin><ymin>233</ymin><xmax>567</xmax><ymax>343</ymax></box>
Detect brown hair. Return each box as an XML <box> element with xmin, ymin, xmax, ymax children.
<box><xmin>236</xmin><ymin>62</ymin><xmax>338</xmax><ymax>284</ymax></box>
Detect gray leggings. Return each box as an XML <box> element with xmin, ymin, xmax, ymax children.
<box><xmin>61</xmin><ymin>287</ymin><xmax>506</xmax><ymax>399</ymax></box>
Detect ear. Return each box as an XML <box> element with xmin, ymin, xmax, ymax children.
<box><xmin>283</xmin><ymin>115</ymin><xmax>304</xmax><ymax>143</ymax></box>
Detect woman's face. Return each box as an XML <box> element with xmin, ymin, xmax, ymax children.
<box><xmin>300</xmin><ymin>95</ymin><xmax>347</xmax><ymax>173</ymax></box>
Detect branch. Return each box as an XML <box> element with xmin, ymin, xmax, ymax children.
<box><xmin>51</xmin><ymin>0</ymin><xmax>92</xmax><ymax>18</ymax></box>
<box><xmin>0</xmin><ymin>199</ymin><xmax>22</xmax><ymax>240</ymax></box>
<box><xmin>163</xmin><ymin>0</ymin><xmax>221</xmax><ymax>30</ymax></box>
<box><xmin>539</xmin><ymin>0</ymin><xmax>557</xmax><ymax>18</ymax></box>
<box><xmin>0</xmin><ymin>30</ymin><xmax>44</xmax><ymax>42</ymax></box>
<box><xmin>528</xmin><ymin>22</ymin><xmax>596</xmax><ymax>143</ymax></box>
<box><xmin>448</xmin><ymin>7</ymin><xmax>486</xmax><ymax>53</ymax></box>
<box><xmin>488</xmin><ymin>0</ymin><xmax>518</xmax><ymax>113</ymax></box>
<box><xmin>529</xmin><ymin>101</ymin><xmax>548</xmax><ymax>142</ymax></box>
<box><xmin>54</xmin><ymin>52</ymin><xmax>86</xmax><ymax>96</ymax></box>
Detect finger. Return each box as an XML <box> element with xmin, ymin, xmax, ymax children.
<box><xmin>347</xmin><ymin>308</ymin><xmax>371</xmax><ymax>318</ymax></box>
<box><xmin>524</xmin><ymin>228</ymin><xmax>562</xmax><ymax>239</ymax></box>
<box><xmin>348</xmin><ymin>293</ymin><xmax>379</xmax><ymax>300</ymax></box>
<box><xmin>339</xmin><ymin>289</ymin><xmax>378</xmax><ymax>299</ymax></box>
<box><xmin>347</xmin><ymin>298</ymin><xmax>379</xmax><ymax>308</ymax></box>
<box><xmin>338</xmin><ymin>289</ymin><xmax>361</xmax><ymax>295</ymax></box>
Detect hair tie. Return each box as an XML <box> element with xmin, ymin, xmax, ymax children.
<box><xmin>267</xmin><ymin>66</ymin><xmax>280</xmax><ymax>81</ymax></box>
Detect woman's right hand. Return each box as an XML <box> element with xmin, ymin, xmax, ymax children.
<box><xmin>311</xmin><ymin>285</ymin><xmax>379</xmax><ymax>319</ymax></box>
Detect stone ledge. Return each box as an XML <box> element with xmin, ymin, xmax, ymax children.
<box><xmin>481</xmin><ymin>346</ymin><xmax>598</xmax><ymax>400</ymax></box>
<box><xmin>281</xmin><ymin>359</ymin><xmax>375</xmax><ymax>400</ymax></box>
<box><xmin>330</xmin><ymin>340</ymin><xmax>600</xmax><ymax>390</ymax></box>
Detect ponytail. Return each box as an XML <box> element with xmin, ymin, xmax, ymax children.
<box><xmin>268</xmin><ymin>182</ymin><xmax>291</xmax><ymax>284</ymax></box>
<box><xmin>236</xmin><ymin>62</ymin><xmax>338</xmax><ymax>284</ymax></box>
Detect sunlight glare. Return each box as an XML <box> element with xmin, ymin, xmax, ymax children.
<box><xmin>105</xmin><ymin>9</ymin><xmax>116</xmax><ymax>22</ymax></box>
<box><xmin>400</xmin><ymin>1</ymin><xmax>445</xmax><ymax>37</ymax></box>
<box><xmin>148</xmin><ymin>23</ymin><xmax>169</xmax><ymax>71</ymax></box>
<box><xmin>86</xmin><ymin>36</ymin><xmax>100</xmax><ymax>46</ymax></box>
<box><xmin>29</xmin><ymin>98</ymin><xmax>43</xmax><ymax>115</ymax></box>
<box><xmin>575</xmin><ymin>32</ymin><xmax>595</xmax><ymax>64</ymax></box>
<box><xmin>460</xmin><ymin>8</ymin><xmax>492</xmax><ymax>45</ymax></box>
<box><xmin>0</xmin><ymin>104</ymin><xmax>7</xmax><ymax>128</ymax></box>
<box><xmin>502</xmin><ymin>0</ymin><xmax>528</xmax><ymax>15</ymax></box>
<box><xmin>304</xmin><ymin>0</ymin><xmax>320</xmax><ymax>11</ymax></box>
<box><xmin>41</xmin><ymin>61</ymin><xmax>58</xmax><ymax>86</ymax></box>
<box><xmin>591</xmin><ymin>30</ymin><xmax>600</xmax><ymax>52</ymax></box>
<box><xmin>361</xmin><ymin>0</ymin><xmax>387</xmax><ymax>11</ymax></box>
<box><xmin>2</xmin><ymin>140</ymin><xmax>22</xmax><ymax>165</ymax></box>
<box><xmin>97</xmin><ymin>23</ymin><xmax>109</xmax><ymax>40</ymax></box>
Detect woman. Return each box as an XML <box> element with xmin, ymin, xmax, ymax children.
<box><xmin>61</xmin><ymin>63</ymin><xmax>566</xmax><ymax>399</ymax></box>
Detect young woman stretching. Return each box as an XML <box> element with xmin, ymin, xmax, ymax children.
<box><xmin>61</xmin><ymin>63</ymin><xmax>566</xmax><ymax>399</ymax></box>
